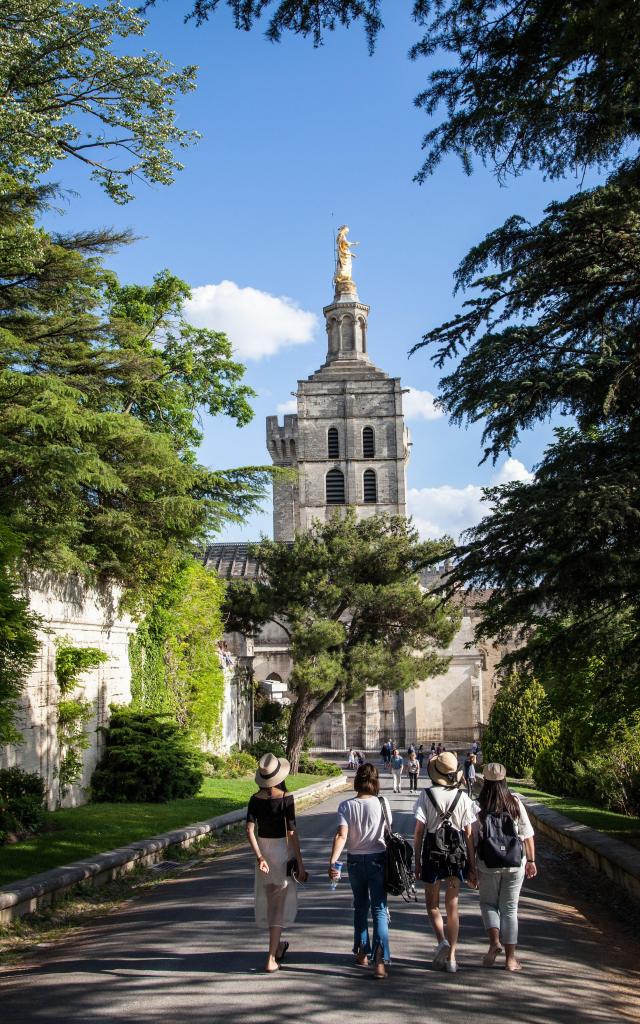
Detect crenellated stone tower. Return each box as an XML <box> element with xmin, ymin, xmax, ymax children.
<box><xmin>267</xmin><ymin>246</ymin><xmax>410</xmax><ymax>540</ymax></box>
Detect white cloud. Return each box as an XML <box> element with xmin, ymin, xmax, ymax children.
<box><xmin>403</xmin><ymin>386</ymin><xmax>443</xmax><ymax>421</ymax></box>
<box><xmin>491</xmin><ymin>456</ymin><xmax>534</xmax><ymax>485</ymax></box>
<box><xmin>184</xmin><ymin>280</ymin><xmax>317</xmax><ymax>361</ymax></box>
<box><xmin>408</xmin><ymin>458</ymin><xmax>534</xmax><ymax>540</ymax></box>
<box><xmin>277</xmin><ymin>398</ymin><xmax>297</xmax><ymax>415</ymax></box>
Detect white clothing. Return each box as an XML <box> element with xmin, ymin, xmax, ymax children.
<box><xmin>337</xmin><ymin>795</ymin><xmax>392</xmax><ymax>855</ymax></box>
<box><xmin>392</xmin><ymin>768</ymin><xmax>403</xmax><ymax>792</ymax></box>
<box><xmin>474</xmin><ymin>795</ymin><xmax>534</xmax><ymax>873</ymax></box>
<box><xmin>413</xmin><ymin>786</ymin><xmax>476</xmax><ymax>833</ymax></box>
<box><xmin>254</xmin><ymin>836</ymin><xmax>298</xmax><ymax>928</ymax></box>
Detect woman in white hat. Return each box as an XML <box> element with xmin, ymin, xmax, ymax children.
<box><xmin>475</xmin><ymin>763</ymin><xmax>537</xmax><ymax>972</ymax></box>
<box><xmin>246</xmin><ymin>752</ymin><xmax>308</xmax><ymax>973</ymax></box>
<box><xmin>413</xmin><ymin>750</ymin><xmax>477</xmax><ymax>973</ymax></box>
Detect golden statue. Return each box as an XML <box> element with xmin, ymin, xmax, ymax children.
<box><xmin>334</xmin><ymin>224</ymin><xmax>359</xmax><ymax>289</ymax></box>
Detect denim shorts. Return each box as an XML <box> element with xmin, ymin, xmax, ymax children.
<box><xmin>421</xmin><ymin>860</ymin><xmax>465</xmax><ymax>884</ymax></box>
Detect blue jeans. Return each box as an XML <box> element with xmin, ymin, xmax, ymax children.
<box><xmin>347</xmin><ymin>852</ymin><xmax>391</xmax><ymax>963</ymax></box>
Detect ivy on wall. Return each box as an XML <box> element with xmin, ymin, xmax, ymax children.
<box><xmin>129</xmin><ymin>560</ymin><xmax>227</xmax><ymax>743</ymax></box>
<box><xmin>55</xmin><ymin>639</ymin><xmax>109</xmax><ymax>797</ymax></box>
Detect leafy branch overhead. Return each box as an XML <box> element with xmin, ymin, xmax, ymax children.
<box><xmin>0</xmin><ymin>181</ymin><xmax>270</xmax><ymax>598</ymax></box>
<box><xmin>1</xmin><ymin>0</ymin><xmax>199</xmax><ymax>202</ymax></box>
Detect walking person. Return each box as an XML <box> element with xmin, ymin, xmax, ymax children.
<box><xmin>329</xmin><ymin>762</ymin><xmax>392</xmax><ymax>979</ymax></box>
<box><xmin>390</xmin><ymin>747</ymin><xmax>404</xmax><ymax>792</ymax></box>
<box><xmin>475</xmin><ymin>763</ymin><xmax>537</xmax><ymax>972</ymax></box>
<box><xmin>246</xmin><ymin>753</ymin><xmax>308</xmax><ymax>973</ymax></box>
<box><xmin>466</xmin><ymin>753</ymin><xmax>477</xmax><ymax>797</ymax></box>
<box><xmin>413</xmin><ymin>750</ymin><xmax>477</xmax><ymax>973</ymax></box>
<box><xmin>417</xmin><ymin>744</ymin><xmax>425</xmax><ymax>772</ymax></box>
<box><xmin>407</xmin><ymin>749</ymin><xmax>420</xmax><ymax>791</ymax></box>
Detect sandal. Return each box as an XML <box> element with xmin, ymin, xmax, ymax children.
<box><xmin>275</xmin><ymin>941</ymin><xmax>289</xmax><ymax>963</ymax></box>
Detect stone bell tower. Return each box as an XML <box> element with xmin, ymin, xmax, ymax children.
<box><xmin>267</xmin><ymin>229</ymin><xmax>410</xmax><ymax>541</ymax></box>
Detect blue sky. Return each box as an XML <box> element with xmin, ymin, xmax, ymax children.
<box><xmin>47</xmin><ymin>4</ymin><xmax>601</xmax><ymax>541</ymax></box>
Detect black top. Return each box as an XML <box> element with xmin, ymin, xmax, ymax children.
<box><xmin>246</xmin><ymin>792</ymin><xmax>296</xmax><ymax>838</ymax></box>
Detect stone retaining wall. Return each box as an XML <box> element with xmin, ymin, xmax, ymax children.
<box><xmin>0</xmin><ymin>775</ymin><xmax>347</xmax><ymax>924</ymax></box>
<box><xmin>518</xmin><ymin>795</ymin><xmax>640</xmax><ymax>904</ymax></box>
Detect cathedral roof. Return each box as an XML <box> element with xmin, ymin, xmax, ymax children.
<box><xmin>202</xmin><ymin>542</ymin><xmax>262</xmax><ymax>579</ymax></box>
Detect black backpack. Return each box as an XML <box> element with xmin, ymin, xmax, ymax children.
<box><xmin>378</xmin><ymin>797</ymin><xmax>417</xmax><ymax>901</ymax></box>
<box><xmin>478</xmin><ymin>812</ymin><xmax>523</xmax><ymax>868</ymax></box>
<box><xmin>421</xmin><ymin>788</ymin><xmax>467</xmax><ymax>875</ymax></box>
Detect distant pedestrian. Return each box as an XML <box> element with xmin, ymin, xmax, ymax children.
<box><xmin>475</xmin><ymin>763</ymin><xmax>537</xmax><ymax>972</ymax></box>
<box><xmin>407</xmin><ymin>750</ymin><xmax>420</xmax><ymax>792</ymax></box>
<box><xmin>348</xmin><ymin>749</ymin><xmax>357</xmax><ymax>769</ymax></box>
<box><xmin>246</xmin><ymin>753</ymin><xmax>308</xmax><ymax>973</ymax></box>
<box><xmin>417</xmin><ymin>744</ymin><xmax>425</xmax><ymax>771</ymax></box>
<box><xmin>413</xmin><ymin>751</ymin><xmax>477</xmax><ymax>973</ymax></box>
<box><xmin>471</xmin><ymin>740</ymin><xmax>480</xmax><ymax>756</ymax></box>
<box><xmin>436</xmin><ymin>743</ymin><xmax>443</xmax><ymax>756</ymax></box>
<box><xmin>466</xmin><ymin>754</ymin><xmax>477</xmax><ymax>797</ymax></box>
<box><xmin>407</xmin><ymin>742</ymin><xmax>416</xmax><ymax>756</ymax></box>
<box><xmin>329</xmin><ymin>762</ymin><xmax>392</xmax><ymax>979</ymax></box>
<box><xmin>429</xmin><ymin>744</ymin><xmax>437</xmax><ymax>761</ymax></box>
<box><xmin>390</xmin><ymin>748</ymin><xmax>404</xmax><ymax>793</ymax></box>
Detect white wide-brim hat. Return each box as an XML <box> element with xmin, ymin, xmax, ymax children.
<box><xmin>255</xmin><ymin>752</ymin><xmax>291</xmax><ymax>788</ymax></box>
<box><xmin>427</xmin><ymin>750</ymin><xmax>463</xmax><ymax>788</ymax></box>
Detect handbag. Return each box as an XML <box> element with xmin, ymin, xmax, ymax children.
<box><xmin>286</xmin><ymin>856</ymin><xmax>299</xmax><ymax>877</ymax></box>
<box><xmin>378</xmin><ymin>797</ymin><xmax>417</xmax><ymax>902</ymax></box>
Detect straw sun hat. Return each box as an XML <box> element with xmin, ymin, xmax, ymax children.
<box><xmin>427</xmin><ymin>750</ymin><xmax>463</xmax><ymax>788</ymax></box>
<box><xmin>483</xmin><ymin>762</ymin><xmax>507</xmax><ymax>782</ymax></box>
<box><xmin>255</xmin><ymin>752</ymin><xmax>291</xmax><ymax>789</ymax></box>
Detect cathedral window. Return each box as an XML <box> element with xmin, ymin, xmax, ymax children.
<box><xmin>363</xmin><ymin>469</ymin><xmax>377</xmax><ymax>503</ymax></box>
<box><xmin>362</xmin><ymin>426</ymin><xmax>375</xmax><ymax>458</ymax></box>
<box><xmin>326</xmin><ymin>468</ymin><xmax>345</xmax><ymax>504</ymax></box>
<box><xmin>327</xmin><ymin>427</ymin><xmax>339</xmax><ymax>459</ymax></box>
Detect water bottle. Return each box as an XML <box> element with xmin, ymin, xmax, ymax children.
<box><xmin>329</xmin><ymin>861</ymin><xmax>343</xmax><ymax>890</ymax></box>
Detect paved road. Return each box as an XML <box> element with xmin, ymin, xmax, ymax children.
<box><xmin>1</xmin><ymin>776</ymin><xmax>639</xmax><ymax>1023</ymax></box>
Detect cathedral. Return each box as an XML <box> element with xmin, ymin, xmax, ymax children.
<box><xmin>205</xmin><ymin>232</ymin><xmax>504</xmax><ymax>750</ymax></box>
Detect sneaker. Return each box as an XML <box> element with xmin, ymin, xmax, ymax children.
<box><xmin>433</xmin><ymin>939</ymin><xmax>450</xmax><ymax>969</ymax></box>
<box><xmin>446</xmin><ymin>960</ymin><xmax>458</xmax><ymax>973</ymax></box>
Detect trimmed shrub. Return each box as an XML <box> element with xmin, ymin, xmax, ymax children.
<box><xmin>91</xmin><ymin>708</ymin><xmax>204</xmax><ymax>803</ymax></box>
<box><xmin>203</xmin><ymin>749</ymin><xmax>257</xmax><ymax>779</ymax></box>
<box><xmin>297</xmin><ymin>754</ymin><xmax>341</xmax><ymax>777</ymax></box>
<box><xmin>484</xmin><ymin>674</ymin><xmax>559</xmax><ymax>778</ymax></box>
<box><xmin>0</xmin><ymin>766</ymin><xmax>46</xmax><ymax>843</ymax></box>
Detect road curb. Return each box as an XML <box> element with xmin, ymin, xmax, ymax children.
<box><xmin>516</xmin><ymin>794</ymin><xmax>640</xmax><ymax>903</ymax></box>
<box><xmin>0</xmin><ymin>774</ymin><xmax>347</xmax><ymax>924</ymax></box>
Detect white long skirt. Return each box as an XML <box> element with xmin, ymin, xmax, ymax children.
<box><xmin>254</xmin><ymin>836</ymin><xmax>298</xmax><ymax>929</ymax></box>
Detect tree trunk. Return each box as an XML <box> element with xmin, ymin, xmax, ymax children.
<box><xmin>286</xmin><ymin>694</ymin><xmax>312</xmax><ymax>773</ymax></box>
<box><xmin>286</xmin><ymin>684</ymin><xmax>342</xmax><ymax>772</ymax></box>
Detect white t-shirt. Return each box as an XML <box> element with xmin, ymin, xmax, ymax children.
<box><xmin>337</xmin><ymin>795</ymin><xmax>392</xmax><ymax>855</ymax></box>
<box><xmin>413</xmin><ymin>786</ymin><xmax>476</xmax><ymax>833</ymax></box>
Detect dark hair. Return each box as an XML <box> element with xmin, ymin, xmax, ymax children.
<box><xmin>478</xmin><ymin>779</ymin><xmax>520</xmax><ymax>822</ymax></box>
<box><xmin>354</xmin><ymin>762</ymin><xmax>379</xmax><ymax>796</ymax></box>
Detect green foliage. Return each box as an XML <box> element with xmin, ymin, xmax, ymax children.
<box><xmin>226</xmin><ymin>511</ymin><xmax>459</xmax><ymax>768</ymax></box>
<box><xmin>129</xmin><ymin>560</ymin><xmax>227</xmax><ymax>741</ymax></box>
<box><xmin>91</xmin><ymin>708</ymin><xmax>204</xmax><ymax>803</ymax></box>
<box><xmin>0</xmin><ymin>766</ymin><xmax>46</xmax><ymax>843</ymax></box>
<box><xmin>54</xmin><ymin>639</ymin><xmax>108</xmax><ymax>793</ymax></box>
<box><xmin>203</xmin><ymin>749</ymin><xmax>257</xmax><ymax>778</ymax></box>
<box><xmin>297</xmin><ymin>754</ymin><xmax>341</xmax><ymax>777</ymax></box>
<box><xmin>249</xmin><ymin>704</ymin><xmax>291</xmax><ymax>760</ymax></box>
<box><xmin>1</xmin><ymin>0</ymin><xmax>199</xmax><ymax>203</ymax></box>
<box><xmin>0</xmin><ymin>524</ymin><xmax>39</xmax><ymax>744</ymax></box>
<box><xmin>483</xmin><ymin>675</ymin><xmax>559</xmax><ymax>778</ymax></box>
<box><xmin>55</xmin><ymin>643</ymin><xmax>108</xmax><ymax>696</ymax></box>
<box><xmin>0</xmin><ymin>182</ymin><xmax>269</xmax><ymax>599</ymax></box>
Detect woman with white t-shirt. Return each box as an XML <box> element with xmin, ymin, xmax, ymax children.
<box><xmin>328</xmin><ymin>762</ymin><xmax>392</xmax><ymax>979</ymax></box>
<box><xmin>475</xmin><ymin>763</ymin><xmax>537</xmax><ymax>972</ymax></box>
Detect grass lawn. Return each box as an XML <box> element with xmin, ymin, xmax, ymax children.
<box><xmin>0</xmin><ymin>774</ymin><xmax>326</xmax><ymax>886</ymax></box>
<box><xmin>511</xmin><ymin>782</ymin><xmax>640</xmax><ymax>851</ymax></box>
